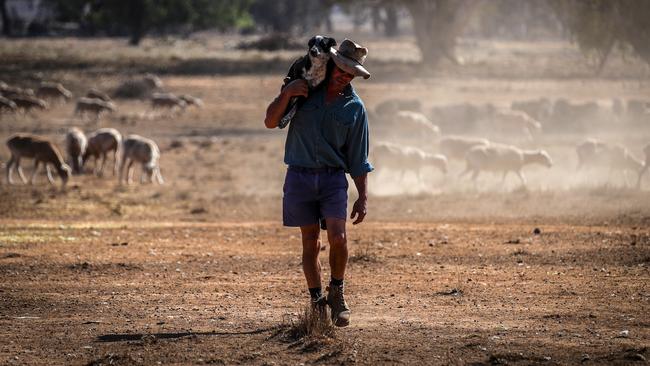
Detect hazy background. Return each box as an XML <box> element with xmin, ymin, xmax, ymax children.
<box><xmin>1</xmin><ymin>0</ymin><xmax>649</xmax><ymax>225</ymax></box>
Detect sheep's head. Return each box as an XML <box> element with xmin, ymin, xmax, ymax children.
<box><xmin>59</xmin><ymin>163</ymin><xmax>72</xmax><ymax>185</ymax></box>
<box><xmin>427</xmin><ymin>154</ymin><xmax>448</xmax><ymax>174</ymax></box>
<box><xmin>536</xmin><ymin>150</ymin><xmax>553</xmax><ymax>168</ymax></box>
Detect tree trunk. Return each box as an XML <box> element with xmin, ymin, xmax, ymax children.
<box><xmin>384</xmin><ymin>4</ymin><xmax>399</xmax><ymax>37</ymax></box>
<box><xmin>128</xmin><ymin>0</ymin><xmax>146</xmax><ymax>46</ymax></box>
<box><xmin>405</xmin><ymin>0</ymin><xmax>478</xmax><ymax>66</ymax></box>
<box><xmin>1</xmin><ymin>0</ymin><xmax>11</xmax><ymax>37</ymax></box>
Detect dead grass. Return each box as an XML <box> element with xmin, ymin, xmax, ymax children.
<box><xmin>281</xmin><ymin>305</ymin><xmax>336</xmax><ymax>343</ymax></box>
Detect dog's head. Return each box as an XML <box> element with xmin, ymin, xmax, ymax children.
<box><xmin>308</xmin><ymin>35</ymin><xmax>337</xmax><ymax>60</ymax></box>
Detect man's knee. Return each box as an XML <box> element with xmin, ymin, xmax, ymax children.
<box><xmin>328</xmin><ymin>232</ymin><xmax>347</xmax><ymax>248</ymax></box>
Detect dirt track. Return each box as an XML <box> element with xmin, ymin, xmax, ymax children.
<box><xmin>1</xmin><ymin>220</ymin><xmax>648</xmax><ymax>365</ymax></box>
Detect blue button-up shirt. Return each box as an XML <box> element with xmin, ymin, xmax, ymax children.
<box><xmin>283</xmin><ymin>84</ymin><xmax>373</xmax><ymax>178</ymax></box>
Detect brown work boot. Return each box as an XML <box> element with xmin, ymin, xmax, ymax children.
<box><xmin>326</xmin><ymin>284</ymin><xmax>350</xmax><ymax>327</ymax></box>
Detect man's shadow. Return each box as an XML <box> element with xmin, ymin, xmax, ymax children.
<box><xmin>96</xmin><ymin>326</ymin><xmax>279</xmax><ymax>342</ymax></box>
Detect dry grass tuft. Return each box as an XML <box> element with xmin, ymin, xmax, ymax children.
<box><xmin>281</xmin><ymin>305</ymin><xmax>336</xmax><ymax>344</ymax></box>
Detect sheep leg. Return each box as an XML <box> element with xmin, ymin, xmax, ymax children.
<box><xmin>46</xmin><ymin>164</ymin><xmax>55</xmax><ymax>185</ymax></box>
<box><xmin>637</xmin><ymin>166</ymin><xmax>647</xmax><ymax>189</ymax></box>
<box><xmin>501</xmin><ymin>171</ymin><xmax>508</xmax><ymax>183</ymax></box>
<box><xmin>118</xmin><ymin>157</ymin><xmax>128</xmax><ymax>184</ymax></box>
<box><xmin>623</xmin><ymin>170</ymin><xmax>630</xmax><ymax>188</ymax></box>
<box><xmin>30</xmin><ymin>161</ymin><xmax>41</xmax><ymax>185</ymax></box>
<box><xmin>126</xmin><ymin>161</ymin><xmax>135</xmax><ymax>185</ymax></box>
<box><xmin>458</xmin><ymin>166</ymin><xmax>471</xmax><ymax>179</ymax></box>
<box><xmin>112</xmin><ymin>149</ymin><xmax>119</xmax><ymax>176</ymax></box>
<box><xmin>98</xmin><ymin>153</ymin><xmax>107</xmax><ymax>177</ymax></box>
<box><xmin>6</xmin><ymin>156</ymin><xmax>15</xmax><ymax>184</ymax></box>
<box><xmin>155</xmin><ymin>167</ymin><xmax>164</xmax><ymax>184</ymax></box>
<box><xmin>516</xmin><ymin>171</ymin><xmax>527</xmax><ymax>187</ymax></box>
<box><xmin>15</xmin><ymin>158</ymin><xmax>27</xmax><ymax>184</ymax></box>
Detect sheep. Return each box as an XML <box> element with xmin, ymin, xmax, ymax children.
<box><xmin>511</xmin><ymin>98</ymin><xmax>553</xmax><ymax>122</ymax></box>
<box><xmin>606</xmin><ymin>145</ymin><xmax>645</xmax><ymax>186</ymax></box>
<box><xmin>113</xmin><ymin>73</ymin><xmax>163</xmax><ymax>99</ymax></box>
<box><xmin>0</xmin><ymin>96</ymin><xmax>18</xmax><ymax>113</ymax></box>
<box><xmin>150</xmin><ymin>92</ymin><xmax>187</xmax><ymax>113</ymax></box>
<box><xmin>85</xmin><ymin>88</ymin><xmax>112</xmax><ymax>102</ymax></box>
<box><xmin>120</xmin><ymin>134</ymin><xmax>163</xmax><ymax>185</ymax></box>
<box><xmin>576</xmin><ymin>138</ymin><xmax>609</xmax><ymax>170</ymax></box>
<box><xmin>372</xmin><ymin>142</ymin><xmax>447</xmax><ymax>183</ymax></box>
<box><xmin>9</xmin><ymin>95</ymin><xmax>48</xmax><ymax>113</ymax></box>
<box><xmin>1</xmin><ymin>85</ymin><xmax>35</xmax><ymax>99</ymax></box>
<box><xmin>36</xmin><ymin>82</ymin><xmax>73</xmax><ymax>102</ymax></box>
<box><xmin>461</xmin><ymin>143</ymin><xmax>553</xmax><ymax>187</ymax></box>
<box><xmin>374</xmin><ymin>98</ymin><xmax>422</xmax><ymax>117</ymax></box>
<box><xmin>394</xmin><ymin>110</ymin><xmax>441</xmax><ymax>142</ymax></box>
<box><xmin>74</xmin><ymin>97</ymin><xmax>116</xmax><ymax>122</ymax></box>
<box><xmin>6</xmin><ymin>134</ymin><xmax>71</xmax><ymax>186</ymax></box>
<box><xmin>178</xmin><ymin>94</ymin><xmax>204</xmax><ymax>108</ymax></box>
<box><xmin>83</xmin><ymin>128</ymin><xmax>122</xmax><ymax>177</ymax></box>
<box><xmin>65</xmin><ymin>127</ymin><xmax>87</xmax><ymax>175</ymax></box>
<box><xmin>430</xmin><ymin>103</ymin><xmax>498</xmax><ymax>135</ymax></box>
<box><xmin>438</xmin><ymin>135</ymin><xmax>490</xmax><ymax>161</ymax></box>
<box><xmin>576</xmin><ymin>139</ymin><xmax>644</xmax><ymax>186</ymax></box>
<box><xmin>489</xmin><ymin>109</ymin><xmax>542</xmax><ymax>141</ymax></box>
<box><xmin>637</xmin><ymin>144</ymin><xmax>650</xmax><ymax>188</ymax></box>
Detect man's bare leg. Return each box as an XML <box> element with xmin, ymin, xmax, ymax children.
<box><xmin>300</xmin><ymin>224</ymin><xmax>322</xmax><ymax>289</ymax></box>
<box><xmin>325</xmin><ymin>217</ymin><xmax>350</xmax><ymax>327</ymax></box>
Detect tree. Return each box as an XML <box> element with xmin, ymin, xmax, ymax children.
<box><xmin>403</xmin><ymin>0</ymin><xmax>479</xmax><ymax>66</ymax></box>
<box><xmin>49</xmin><ymin>0</ymin><xmax>252</xmax><ymax>45</ymax></box>
<box><xmin>550</xmin><ymin>0</ymin><xmax>650</xmax><ymax>72</ymax></box>
<box><xmin>1</xmin><ymin>0</ymin><xmax>11</xmax><ymax>36</ymax></box>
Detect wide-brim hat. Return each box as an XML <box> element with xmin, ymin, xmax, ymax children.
<box><xmin>330</xmin><ymin>39</ymin><xmax>371</xmax><ymax>79</ymax></box>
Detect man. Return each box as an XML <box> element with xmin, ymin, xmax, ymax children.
<box><xmin>264</xmin><ymin>39</ymin><xmax>373</xmax><ymax>327</ymax></box>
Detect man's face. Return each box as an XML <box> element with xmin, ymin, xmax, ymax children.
<box><xmin>331</xmin><ymin>66</ymin><xmax>355</xmax><ymax>88</ymax></box>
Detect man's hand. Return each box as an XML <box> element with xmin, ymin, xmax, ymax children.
<box><xmin>350</xmin><ymin>196</ymin><xmax>367</xmax><ymax>225</ymax></box>
<box><xmin>282</xmin><ymin>79</ymin><xmax>309</xmax><ymax>98</ymax></box>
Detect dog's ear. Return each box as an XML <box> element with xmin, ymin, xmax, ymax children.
<box><xmin>308</xmin><ymin>36</ymin><xmax>317</xmax><ymax>48</ymax></box>
<box><xmin>325</xmin><ymin>37</ymin><xmax>337</xmax><ymax>49</ymax></box>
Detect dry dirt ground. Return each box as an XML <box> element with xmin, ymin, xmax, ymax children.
<box><xmin>1</xmin><ymin>36</ymin><xmax>649</xmax><ymax>365</ymax></box>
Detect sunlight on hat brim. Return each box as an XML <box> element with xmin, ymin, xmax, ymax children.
<box><xmin>331</xmin><ymin>50</ymin><xmax>371</xmax><ymax>79</ymax></box>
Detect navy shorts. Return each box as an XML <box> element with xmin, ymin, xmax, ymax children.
<box><xmin>283</xmin><ymin>166</ymin><xmax>348</xmax><ymax>227</ymax></box>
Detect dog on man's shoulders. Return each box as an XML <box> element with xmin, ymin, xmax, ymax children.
<box><xmin>278</xmin><ymin>35</ymin><xmax>337</xmax><ymax>129</ymax></box>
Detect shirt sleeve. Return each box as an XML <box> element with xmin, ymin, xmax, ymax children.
<box><xmin>345</xmin><ymin>106</ymin><xmax>374</xmax><ymax>177</ymax></box>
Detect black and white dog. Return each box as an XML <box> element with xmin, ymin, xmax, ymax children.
<box><xmin>278</xmin><ymin>35</ymin><xmax>337</xmax><ymax>129</ymax></box>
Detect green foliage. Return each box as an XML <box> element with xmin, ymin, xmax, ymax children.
<box><xmin>48</xmin><ymin>0</ymin><xmax>253</xmax><ymax>44</ymax></box>
<box><xmin>550</xmin><ymin>0</ymin><xmax>650</xmax><ymax>67</ymax></box>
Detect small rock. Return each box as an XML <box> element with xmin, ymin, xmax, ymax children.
<box><xmin>581</xmin><ymin>354</ymin><xmax>590</xmax><ymax>362</ymax></box>
<box><xmin>533</xmin><ymin>228</ymin><xmax>541</xmax><ymax>235</ymax></box>
<box><xmin>618</xmin><ymin>329</ymin><xmax>630</xmax><ymax>338</ymax></box>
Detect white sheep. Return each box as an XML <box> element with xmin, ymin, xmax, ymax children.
<box><xmin>74</xmin><ymin>97</ymin><xmax>116</xmax><ymax>122</ymax></box>
<box><xmin>9</xmin><ymin>95</ymin><xmax>48</xmax><ymax>113</ymax></box>
<box><xmin>65</xmin><ymin>127</ymin><xmax>87</xmax><ymax>175</ymax></box>
<box><xmin>576</xmin><ymin>139</ymin><xmax>644</xmax><ymax>187</ymax></box>
<box><xmin>6</xmin><ymin>134</ymin><xmax>71</xmax><ymax>186</ymax></box>
<box><xmin>120</xmin><ymin>134</ymin><xmax>163</xmax><ymax>185</ymax></box>
<box><xmin>86</xmin><ymin>88</ymin><xmax>112</xmax><ymax>102</ymax></box>
<box><xmin>461</xmin><ymin>143</ymin><xmax>553</xmax><ymax>187</ymax></box>
<box><xmin>489</xmin><ymin>109</ymin><xmax>542</xmax><ymax>141</ymax></box>
<box><xmin>438</xmin><ymin>135</ymin><xmax>490</xmax><ymax>161</ymax></box>
<box><xmin>150</xmin><ymin>92</ymin><xmax>187</xmax><ymax>113</ymax></box>
<box><xmin>391</xmin><ymin>111</ymin><xmax>441</xmax><ymax>145</ymax></box>
<box><xmin>0</xmin><ymin>96</ymin><xmax>17</xmax><ymax>113</ymax></box>
<box><xmin>178</xmin><ymin>94</ymin><xmax>204</xmax><ymax>108</ymax></box>
<box><xmin>83</xmin><ymin>128</ymin><xmax>122</xmax><ymax>177</ymax></box>
<box><xmin>637</xmin><ymin>143</ymin><xmax>650</xmax><ymax>188</ymax></box>
<box><xmin>372</xmin><ymin>142</ymin><xmax>447</xmax><ymax>182</ymax></box>
<box><xmin>36</xmin><ymin>82</ymin><xmax>73</xmax><ymax>102</ymax></box>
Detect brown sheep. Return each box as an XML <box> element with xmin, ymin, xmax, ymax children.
<box><xmin>6</xmin><ymin>134</ymin><xmax>71</xmax><ymax>186</ymax></box>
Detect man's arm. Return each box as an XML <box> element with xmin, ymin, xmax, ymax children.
<box><xmin>350</xmin><ymin>174</ymin><xmax>368</xmax><ymax>225</ymax></box>
<box><xmin>264</xmin><ymin>79</ymin><xmax>308</xmax><ymax>129</ymax></box>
